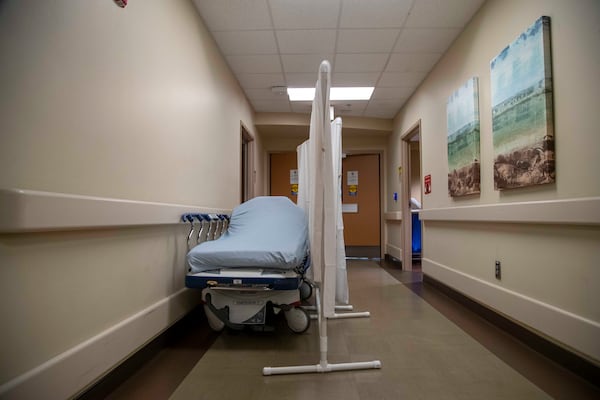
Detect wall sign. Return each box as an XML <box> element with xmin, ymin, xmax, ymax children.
<box><xmin>342</xmin><ymin>203</ymin><xmax>358</xmax><ymax>213</ymax></box>
<box><xmin>348</xmin><ymin>184</ymin><xmax>358</xmax><ymax>197</ymax></box>
<box><xmin>424</xmin><ymin>174</ymin><xmax>432</xmax><ymax>194</ymax></box>
<box><xmin>290</xmin><ymin>169</ymin><xmax>298</xmax><ymax>184</ymax></box>
<box><xmin>290</xmin><ymin>169</ymin><xmax>299</xmax><ymax>196</ymax></box>
<box><xmin>347</xmin><ymin>171</ymin><xmax>358</xmax><ymax>185</ymax></box>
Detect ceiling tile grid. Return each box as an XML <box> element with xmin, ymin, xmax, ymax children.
<box><xmin>276</xmin><ymin>30</ymin><xmax>337</xmax><ymax>54</ymax></box>
<box><xmin>192</xmin><ymin>0</ymin><xmax>485</xmax><ymax>119</ymax></box>
<box><xmin>337</xmin><ymin>29</ymin><xmax>400</xmax><ymax>53</ymax></box>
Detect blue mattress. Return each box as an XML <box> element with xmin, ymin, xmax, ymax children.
<box><xmin>186</xmin><ymin>196</ymin><xmax>309</xmax><ymax>273</ymax></box>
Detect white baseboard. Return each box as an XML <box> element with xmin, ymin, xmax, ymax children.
<box><xmin>385</xmin><ymin>243</ymin><xmax>402</xmax><ymax>260</ymax></box>
<box><xmin>0</xmin><ymin>288</ymin><xmax>200</xmax><ymax>400</ymax></box>
<box><xmin>422</xmin><ymin>258</ymin><xmax>600</xmax><ymax>363</ymax></box>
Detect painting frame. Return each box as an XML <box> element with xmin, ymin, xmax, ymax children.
<box><xmin>447</xmin><ymin>77</ymin><xmax>481</xmax><ymax>197</ymax></box>
<box><xmin>490</xmin><ymin>16</ymin><xmax>555</xmax><ymax>191</ymax></box>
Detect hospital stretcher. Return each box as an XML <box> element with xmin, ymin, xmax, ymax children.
<box><xmin>185</xmin><ymin>196</ymin><xmax>312</xmax><ymax>333</ymax></box>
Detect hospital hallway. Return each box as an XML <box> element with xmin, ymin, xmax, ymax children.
<box><xmin>81</xmin><ymin>260</ymin><xmax>600</xmax><ymax>400</ymax></box>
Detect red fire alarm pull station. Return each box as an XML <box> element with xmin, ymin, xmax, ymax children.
<box><xmin>114</xmin><ymin>0</ymin><xmax>127</xmax><ymax>8</ymax></box>
<box><xmin>424</xmin><ymin>174</ymin><xmax>432</xmax><ymax>194</ymax></box>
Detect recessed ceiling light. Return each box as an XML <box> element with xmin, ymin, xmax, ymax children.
<box><xmin>331</xmin><ymin>87</ymin><xmax>374</xmax><ymax>101</ymax></box>
<box><xmin>287</xmin><ymin>87</ymin><xmax>374</xmax><ymax>101</ymax></box>
<box><xmin>287</xmin><ymin>88</ymin><xmax>315</xmax><ymax>101</ymax></box>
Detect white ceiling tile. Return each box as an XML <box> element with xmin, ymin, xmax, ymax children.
<box><xmin>378</xmin><ymin>71</ymin><xmax>427</xmax><ymax>87</ymax></box>
<box><xmin>332</xmin><ymin>73</ymin><xmax>380</xmax><ymax>86</ymax></box>
<box><xmin>286</xmin><ymin>73</ymin><xmax>319</xmax><ymax>87</ymax></box>
<box><xmin>331</xmin><ymin>101</ymin><xmax>367</xmax><ymax>113</ymax></box>
<box><xmin>337</xmin><ymin>29</ymin><xmax>400</xmax><ymax>53</ymax></box>
<box><xmin>212</xmin><ymin>30</ymin><xmax>277</xmax><ymax>55</ymax></box>
<box><xmin>269</xmin><ymin>0</ymin><xmax>341</xmax><ymax>29</ymax></box>
<box><xmin>386</xmin><ymin>52</ymin><xmax>441</xmax><ymax>72</ymax></box>
<box><xmin>236</xmin><ymin>73</ymin><xmax>285</xmax><ymax>89</ymax></box>
<box><xmin>404</xmin><ymin>0</ymin><xmax>485</xmax><ymax>28</ymax></box>
<box><xmin>282</xmin><ymin>54</ymin><xmax>334</xmax><ymax>73</ymax></box>
<box><xmin>244</xmin><ymin>88</ymin><xmax>289</xmax><ymax>101</ymax></box>
<box><xmin>337</xmin><ymin>109</ymin><xmax>365</xmax><ymax>117</ymax></box>
<box><xmin>394</xmin><ymin>28</ymin><xmax>462</xmax><ymax>53</ymax></box>
<box><xmin>226</xmin><ymin>55</ymin><xmax>282</xmax><ymax>74</ymax></box>
<box><xmin>371</xmin><ymin>87</ymin><xmax>413</xmax><ymax>100</ymax></box>
<box><xmin>334</xmin><ymin>53</ymin><xmax>389</xmax><ymax>72</ymax></box>
<box><xmin>192</xmin><ymin>0</ymin><xmax>481</xmax><ymax>117</ymax></box>
<box><xmin>193</xmin><ymin>0</ymin><xmax>272</xmax><ymax>31</ymax></box>
<box><xmin>276</xmin><ymin>30</ymin><xmax>337</xmax><ymax>54</ymax></box>
<box><xmin>252</xmin><ymin>99</ymin><xmax>292</xmax><ymax>112</ymax></box>
<box><xmin>340</xmin><ymin>0</ymin><xmax>412</xmax><ymax>28</ymax></box>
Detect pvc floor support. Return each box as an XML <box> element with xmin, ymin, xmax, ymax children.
<box><xmin>263</xmin><ymin>286</ymin><xmax>382</xmax><ymax>376</ymax></box>
<box><xmin>263</xmin><ymin>360</ymin><xmax>382</xmax><ymax>376</ymax></box>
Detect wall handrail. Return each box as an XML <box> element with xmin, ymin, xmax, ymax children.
<box><xmin>0</xmin><ymin>188</ymin><xmax>231</xmax><ymax>233</ymax></box>
<box><xmin>418</xmin><ymin>196</ymin><xmax>600</xmax><ymax>225</ymax></box>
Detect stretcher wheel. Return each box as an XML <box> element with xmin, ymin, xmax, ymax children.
<box><xmin>299</xmin><ymin>280</ymin><xmax>312</xmax><ymax>301</ymax></box>
<box><xmin>284</xmin><ymin>306</ymin><xmax>310</xmax><ymax>334</ymax></box>
<box><xmin>203</xmin><ymin>304</ymin><xmax>225</xmax><ymax>332</ymax></box>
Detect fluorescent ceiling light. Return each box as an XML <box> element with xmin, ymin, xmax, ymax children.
<box><xmin>331</xmin><ymin>87</ymin><xmax>374</xmax><ymax>101</ymax></box>
<box><xmin>287</xmin><ymin>87</ymin><xmax>374</xmax><ymax>101</ymax></box>
<box><xmin>287</xmin><ymin>88</ymin><xmax>315</xmax><ymax>101</ymax></box>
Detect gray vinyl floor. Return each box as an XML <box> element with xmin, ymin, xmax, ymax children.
<box><xmin>169</xmin><ymin>261</ymin><xmax>551</xmax><ymax>400</ymax></box>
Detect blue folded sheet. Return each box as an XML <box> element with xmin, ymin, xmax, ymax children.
<box><xmin>187</xmin><ymin>196</ymin><xmax>309</xmax><ymax>273</ymax></box>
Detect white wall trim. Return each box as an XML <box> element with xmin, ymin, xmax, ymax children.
<box><xmin>0</xmin><ymin>288</ymin><xmax>199</xmax><ymax>400</ymax></box>
<box><xmin>0</xmin><ymin>188</ymin><xmax>231</xmax><ymax>233</ymax></box>
<box><xmin>423</xmin><ymin>258</ymin><xmax>600</xmax><ymax>363</ymax></box>
<box><xmin>419</xmin><ymin>197</ymin><xmax>600</xmax><ymax>225</ymax></box>
<box><xmin>385</xmin><ymin>243</ymin><xmax>402</xmax><ymax>260</ymax></box>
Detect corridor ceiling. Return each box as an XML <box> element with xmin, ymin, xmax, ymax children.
<box><xmin>192</xmin><ymin>0</ymin><xmax>485</xmax><ymax>119</ymax></box>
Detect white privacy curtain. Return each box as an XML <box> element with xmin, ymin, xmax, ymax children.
<box><xmin>331</xmin><ymin>117</ymin><xmax>349</xmax><ymax>305</ymax></box>
<box><xmin>296</xmin><ymin>140</ymin><xmax>311</xmax><ymax>278</ymax></box>
<box><xmin>296</xmin><ymin>66</ymin><xmax>349</xmax><ymax>307</ymax></box>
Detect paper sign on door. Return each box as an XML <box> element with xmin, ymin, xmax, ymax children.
<box><xmin>347</xmin><ymin>171</ymin><xmax>358</xmax><ymax>185</ymax></box>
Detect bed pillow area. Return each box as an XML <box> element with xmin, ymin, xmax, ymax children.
<box><xmin>187</xmin><ymin>196</ymin><xmax>309</xmax><ymax>273</ymax></box>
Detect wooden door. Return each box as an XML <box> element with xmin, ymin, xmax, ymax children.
<box><xmin>269</xmin><ymin>152</ymin><xmax>298</xmax><ymax>203</ymax></box>
<box><xmin>341</xmin><ymin>154</ymin><xmax>380</xmax><ymax>252</ymax></box>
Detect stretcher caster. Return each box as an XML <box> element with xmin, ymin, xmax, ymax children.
<box><xmin>284</xmin><ymin>306</ymin><xmax>310</xmax><ymax>334</ymax></box>
<box><xmin>299</xmin><ymin>280</ymin><xmax>312</xmax><ymax>301</ymax></box>
<box><xmin>203</xmin><ymin>304</ymin><xmax>225</xmax><ymax>332</ymax></box>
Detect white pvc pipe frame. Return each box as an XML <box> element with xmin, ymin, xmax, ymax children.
<box><xmin>263</xmin><ymin>61</ymin><xmax>381</xmax><ymax>376</ymax></box>
<box><xmin>304</xmin><ymin>305</ymin><xmax>370</xmax><ymax>320</ymax></box>
<box><xmin>263</xmin><ymin>287</ymin><xmax>381</xmax><ymax>375</ymax></box>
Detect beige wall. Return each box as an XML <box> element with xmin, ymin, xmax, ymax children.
<box><xmin>387</xmin><ymin>0</ymin><xmax>600</xmax><ymax>362</ymax></box>
<box><xmin>0</xmin><ymin>0</ymin><xmax>259</xmax><ymax>208</ymax></box>
<box><xmin>0</xmin><ymin>0</ymin><xmax>260</xmax><ymax>396</ymax></box>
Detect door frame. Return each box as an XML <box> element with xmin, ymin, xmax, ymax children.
<box><xmin>241</xmin><ymin>123</ymin><xmax>254</xmax><ymax>202</ymax></box>
<box><xmin>400</xmin><ymin>120</ymin><xmax>422</xmax><ymax>270</ymax></box>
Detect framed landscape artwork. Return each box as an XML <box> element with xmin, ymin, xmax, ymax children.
<box><xmin>490</xmin><ymin>16</ymin><xmax>555</xmax><ymax>190</ymax></box>
<box><xmin>447</xmin><ymin>77</ymin><xmax>480</xmax><ymax>197</ymax></box>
